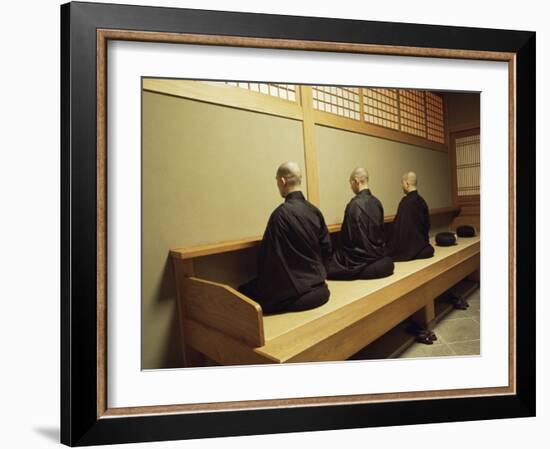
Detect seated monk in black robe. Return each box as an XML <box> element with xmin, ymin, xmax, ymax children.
<box><xmin>387</xmin><ymin>171</ymin><xmax>435</xmax><ymax>261</ymax></box>
<box><xmin>326</xmin><ymin>168</ymin><xmax>394</xmax><ymax>280</ymax></box>
<box><xmin>238</xmin><ymin>161</ymin><xmax>332</xmax><ymax>314</ymax></box>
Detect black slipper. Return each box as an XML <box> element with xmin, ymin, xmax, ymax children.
<box><xmin>415</xmin><ymin>332</ymin><xmax>434</xmax><ymax>345</ymax></box>
<box><xmin>425</xmin><ymin>330</ymin><xmax>437</xmax><ymax>341</ymax></box>
<box><xmin>449</xmin><ymin>294</ymin><xmax>469</xmax><ymax>310</ymax></box>
<box><xmin>453</xmin><ymin>298</ymin><xmax>469</xmax><ymax>310</ymax></box>
<box><xmin>408</xmin><ymin>323</ymin><xmax>437</xmax><ymax>344</ymax></box>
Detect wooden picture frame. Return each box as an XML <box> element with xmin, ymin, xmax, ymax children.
<box><xmin>61</xmin><ymin>1</ymin><xmax>535</xmax><ymax>446</ymax></box>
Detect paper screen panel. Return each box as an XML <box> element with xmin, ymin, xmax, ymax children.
<box><xmin>455</xmin><ymin>134</ymin><xmax>480</xmax><ymax>196</ymax></box>
<box><xmin>204</xmin><ymin>81</ymin><xmax>297</xmax><ymax>102</ymax></box>
<box><xmin>312</xmin><ymin>86</ymin><xmax>361</xmax><ymax>120</ymax></box>
<box><xmin>143</xmin><ymin>91</ymin><xmax>307</xmax><ymax>249</ymax></box>
<box><xmin>362</xmin><ymin>88</ymin><xmax>400</xmax><ymax>130</ymax></box>
<box><xmin>398</xmin><ymin>89</ymin><xmax>427</xmax><ymax>138</ymax></box>
<box><xmin>426</xmin><ymin>92</ymin><xmax>446</xmax><ymax>143</ymax></box>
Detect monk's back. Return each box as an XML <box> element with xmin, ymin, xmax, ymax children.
<box><xmin>256</xmin><ymin>191</ymin><xmax>331</xmax><ymax>306</ymax></box>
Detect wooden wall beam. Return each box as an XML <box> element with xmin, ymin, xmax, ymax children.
<box><xmin>313</xmin><ymin>110</ymin><xmax>448</xmax><ymax>153</ymax></box>
<box><xmin>299</xmin><ymin>85</ymin><xmax>321</xmax><ymax>206</ymax></box>
<box><xmin>143</xmin><ymin>78</ymin><xmax>304</xmax><ymax>121</ymax></box>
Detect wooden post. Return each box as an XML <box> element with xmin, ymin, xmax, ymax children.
<box><xmin>172</xmin><ymin>258</ymin><xmax>204</xmax><ymax>367</ymax></box>
<box><xmin>412</xmin><ymin>300</ymin><xmax>436</xmax><ymax>329</ymax></box>
<box><xmin>299</xmin><ymin>86</ymin><xmax>321</xmax><ymax>206</ymax></box>
<box><xmin>467</xmin><ymin>268</ymin><xmax>481</xmax><ymax>282</ymax></box>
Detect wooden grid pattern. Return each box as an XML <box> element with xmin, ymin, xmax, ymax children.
<box><xmin>362</xmin><ymin>88</ymin><xmax>400</xmax><ymax>130</ymax></box>
<box><xmin>312</xmin><ymin>86</ymin><xmax>361</xmax><ymax>120</ymax></box>
<box><xmin>426</xmin><ymin>92</ymin><xmax>446</xmax><ymax>143</ymax></box>
<box><xmin>197</xmin><ymin>81</ymin><xmax>448</xmax><ymax>146</ymax></box>
<box><xmin>399</xmin><ymin>89</ymin><xmax>427</xmax><ymax>138</ymax></box>
<box><xmin>204</xmin><ymin>81</ymin><xmax>297</xmax><ymax>102</ymax></box>
<box><xmin>455</xmin><ymin>134</ymin><xmax>480</xmax><ymax>196</ymax></box>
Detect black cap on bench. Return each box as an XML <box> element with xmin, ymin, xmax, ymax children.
<box><xmin>436</xmin><ymin>232</ymin><xmax>457</xmax><ymax>246</ymax></box>
<box><xmin>456</xmin><ymin>225</ymin><xmax>476</xmax><ymax>237</ymax></box>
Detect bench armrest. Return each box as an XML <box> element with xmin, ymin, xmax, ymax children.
<box><xmin>181</xmin><ymin>277</ymin><xmax>265</xmax><ymax>347</ymax></box>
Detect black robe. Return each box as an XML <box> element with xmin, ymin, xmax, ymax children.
<box><xmin>327</xmin><ymin>189</ymin><xmax>388</xmax><ymax>279</ymax></box>
<box><xmin>387</xmin><ymin>190</ymin><xmax>434</xmax><ymax>261</ymax></box>
<box><xmin>246</xmin><ymin>191</ymin><xmax>332</xmax><ymax>310</ymax></box>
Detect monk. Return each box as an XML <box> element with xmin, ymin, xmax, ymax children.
<box><xmin>387</xmin><ymin>171</ymin><xmax>435</xmax><ymax>261</ymax></box>
<box><xmin>387</xmin><ymin>171</ymin><xmax>438</xmax><ymax>343</ymax></box>
<box><xmin>238</xmin><ymin>161</ymin><xmax>332</xmax><ymax>314</ymax></box>
<box><xmin>326</xmin><ymin>168</ymin><xmax>394</xmax><ymax>280</ymax></box>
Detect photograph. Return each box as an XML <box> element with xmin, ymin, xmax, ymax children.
<box><xmin>56</xmin><ymin>1</ymin><xmax>536</xmax><ymax>445</ymax></box>
<box><xmin>142</xmin><ymin>79</ymin><xmax>482</xmax><ymax>369</ymax></box>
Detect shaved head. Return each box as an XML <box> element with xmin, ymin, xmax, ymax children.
<box><xmin>276</xmin><ymin>161</ymin><xmax>302</xmax><ymax>186</ymax></box>
<box><xmin>275</xmin><ymin>161</ymin><xmax>303</xmax><ymax>198</ymax></box>
<box><xmin>350</xmin><ymin>167</ymin><xmax>369</xmax><ymax>184</ymax></box>
<box><xmin>401</xmin><ymin>171</ymin><xmax>418</xmax><ymax>194</ymax></box>
<box><xmin>402</xmin><ymin>171</ymin><xmax>418</xmax><ymax>187</ymax></box>
<box><xmin>349</xmin><ymin>167</ymin><xmax>369</xmax><ymax>195</ymax></box>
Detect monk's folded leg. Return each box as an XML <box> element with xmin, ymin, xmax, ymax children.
<box><xmin>358</xmin><ymin>256</ymin><xmax>395</xmax><ymax>279</ymax></box>
<box><xmin>237</xmin><ymin>278</ymin><xmax>261</xmax><ymax>301</ymax></box>
<box><xmin>263</xmin><ymin>283</ymin><xmax>330</xmax><ymax>314</ymax></box>
<box><xmin>416</xmin><ymin>244</ymin><xmax>435</xmax><ymax>259</ymax></box>
<box><xmin>326</xmin><ymin>257</ymin><xmax>355</xmax><ymax>280</ymax></box>
<box><xmin>285</xmin><ymin>283</ymin><xmax>330</xmax><ymax>312</ymax></box>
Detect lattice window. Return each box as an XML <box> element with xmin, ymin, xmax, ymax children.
<box><xmin>362</xmin><ymin>88</ymin><xmax>446</xmax><ymax>143</ymax></box>
<box><xmin>312</xmin><ymin>86</ymin><xmax>361</xmax><ymax>120</ymax></box>
<box><xmin>203</xmin><ymin>81</ymin><xmax>297</xmax><ymax>102</ymax></box>
<box><xmin>426</xmin><ymin>92</ymin><xmax>445</xmax><ymax>143</ymax></box>
<box><xmin>199</xmin><ymin>81</ymin><xmax>448</xmax><ymax>145</ymax></box>
<box><xmin>362</xmin><ymin>88</ymin><xmax>400</xmax><ymax>130</ymax></box>
<box><xmin>399</xmin><ymin>90</ymin><xmax>427</xmax><ymax>138</ymax></box>
<box><xmin>455</xmin><ymin>134</ymin><xmax>480</xmax><ymax>196</ymax></box>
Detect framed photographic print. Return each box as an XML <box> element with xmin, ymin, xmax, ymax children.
<box><xmin>60</xmin><ymin>1</ymin><xmax>535</xmax><ymax>446</ymax></box>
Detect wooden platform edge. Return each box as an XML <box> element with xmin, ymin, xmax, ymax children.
<box><xmin>185</xmin><ymin>319</ymin><xmax>280</xmax><ymax>365</ymax></box>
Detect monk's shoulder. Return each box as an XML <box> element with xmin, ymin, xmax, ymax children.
<box><xmin>305</xmin><ymin>200</ymin><xmax>322</xmax><ymax>215</ymax></box>
<box><xmin>276</xmin><ymin>199</ymin><xmax>313</xmax><ymax>222</ymax></box>
<box><xmin>345</xmin><ymin>196</ymin><xmax>365</xmax><ymax>221</ymax></box>
<box><xmin>368</xmin><ymin>194</ymin><xmax>384</xmax><ymax>212</ymax></box>
<box><xmin>268</xmin><ymin>203</ymin><xmax>289</xmax><ymax>224</ymax></box>
<box><xmin>415</xmin><ymin>193</ymin><xmax>429</xmax><ymax>209</ymax></box>
<box><xmin>346</xmin><ymin>196</ymin><xmax>361</xmax><ymax>214</ymax></box>
<box><xmin>301</xmin><ymin>200</ymin><xmax>326</xmax><ymax>224</ymax></box>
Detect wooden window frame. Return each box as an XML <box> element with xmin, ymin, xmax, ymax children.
<box><xmin>450</xmin><ymin>127</ymin><xmax>481</xmax><ymax>208</ymax></box>
<box><xmin>144</xmin><ymin>79</ymin><xmax>449</xmax><ymax>154</ymax></box>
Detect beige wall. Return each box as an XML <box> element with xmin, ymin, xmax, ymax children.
<box><xmin>142</xmin><ymin>91</ymin><xmax>306</xmax><ymax>368</ymax></box>
<box><xmin>315</xmin><ymin>125</ymin><xmax>452</xmax><ymax>224</ymax></box>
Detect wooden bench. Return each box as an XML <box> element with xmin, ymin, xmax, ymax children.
<box><xmin>170</xmin><ymin>229</ymin><xmax>479</xmax><ymax>366</ymax></box>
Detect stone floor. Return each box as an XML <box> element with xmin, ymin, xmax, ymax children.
<box><xmin>398</xmin><ymin>288</ymin><xmax>480</xmax><ymax>358</ymax></box>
